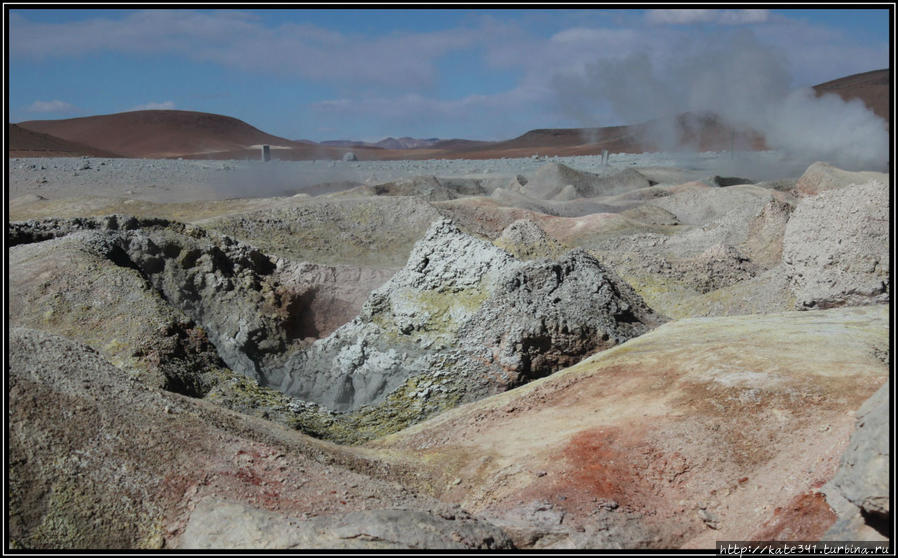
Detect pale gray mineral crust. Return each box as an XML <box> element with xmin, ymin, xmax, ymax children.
<box><xmin>823</xmin><ymin>381</ymin><xmax>890</xmax><ymax>540</ymax></box>
<box><xmin>10</xmin><ymin>215</ymin><xmax>663</xmax><ymax>421</ymax></box>
<box><xmin>783</xmin><ymin>180</ymin><xmax>889</xmax><ymax>309</ymax></box>
<box><xmin>180</xmin><ymin>500</ymin><xmax>513</xmax><ymax>549</ymax></box>
<box><xmin>273</xmin><ymin>219</ymin><xmax>663</xmax><ymax>411</ymax></box>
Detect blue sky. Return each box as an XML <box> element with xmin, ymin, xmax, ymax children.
<box><xmin>7</xmin><ymin>8</ymin><xmax>891</xmax><ymax>142</ymax></box>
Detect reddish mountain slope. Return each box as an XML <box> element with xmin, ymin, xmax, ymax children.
<box><xmin>17</xmin><ymin>110</ymin><xmax>301</xmax><ymax>158</ymax></box>
<box><xmin>8</xmin><ymin>124</ymin><xmax>123</xmax><ymax>158</ymax></box>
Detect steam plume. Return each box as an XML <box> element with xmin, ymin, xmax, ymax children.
<box><xmin>552</xmin><ymin>30</ymin><xmax>888</xmax><ymax>174</ymax></box>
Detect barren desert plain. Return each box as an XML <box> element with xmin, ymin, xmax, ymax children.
<box><xmin>6</xmin><ymin>67</ymin><xmax>892</xmax><ymax>550</ymax></box>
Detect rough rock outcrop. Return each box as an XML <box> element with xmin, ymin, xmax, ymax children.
<box><xmin>522</xmin><ymin>163</ymin><xmax>652</xmax><ymax>200</ymax></box>
<box><xmin>8</xmin><ymin>215</ymin><xmax>661</xmax><ymax>441</ymax></box>
<box><xmin>8</xmin><ymin>327</ymin><xmax>513</xmax><ymax>550</ymax></box>
<box><xmin>336</xmin><ymin>175</ymin><xmax>473</xmax><ymax>202</ymax></box>
<box><xmin>205</xmin><ymin>196</ymin><xmax>442</xmax><ymax>268</ymax></box>
<box><xmin>743</xmin><ymin>199</ymin><xmax>794</xmax><ymax>267</ymax></box>
<box><xmin>180</xmin><ymin>500</ymin><xmax>513</xmax><ymax>549</ymax></box>
<box><xmin>794</xmin><ymin>161</ymin><xmax>888</xmax><ymax>197</ymax></box>
<box><xmin>8</xmin><ymin>216</ymin><xmax>384</xmax><ymax>385</ymax></box>
<box><xmin>679</xmin><ymin>243</ymin><xmax>758</xmax><ymax>294</ymax></box>
<box><xmin>823</xmin><ymin>381</ymin><xmax>890</xmax><ymax>540</ymax></box>
<box><xmin>783</xmin><ymin>180</ymin><xmax>889</xmax><ymax>309</ymax></box>
<box><xmin>493</xmin><ymin>219</ymin><xmax>568</xmax><ymax>260</ymax></box>
<box><xmin>272</xmin><ymin>219</ymin><xmax>662</xmax><ymax>412</ymax></box>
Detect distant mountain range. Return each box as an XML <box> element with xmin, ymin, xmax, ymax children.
<box><xmin>9</xmin><ymin>69</ymin><xmax>888</xmax><ymax>160</ymax></box>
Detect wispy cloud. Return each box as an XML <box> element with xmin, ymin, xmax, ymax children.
<box><xmin>9</xmin><ymin>10</ymin><xmax>479</xmax><ymax>90</ymax></box>
<box><xmin>129</xmin><ymin>100</ymin><xmax>176</xmax><ymax>111</ymax></box>
<box><xmin>26</xmin><ymin>99</ymin><xmax>74</xmax><ymax>113</ymax></box>
<box><xmin>312</xmin><ymin>85</ymin><xmax>553</xmax><ymax>140</ymax></box>
<box><xmin>646</xmin><ymin>9</ymin><xmax>770</xmax><ymax>25</ymax></box>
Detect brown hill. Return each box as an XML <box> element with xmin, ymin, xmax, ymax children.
<box><xmin>11</xmin><ymin>69</ymin><xmax>886</xmax><ymax>161</ymax></box>
<box><xmin>8</xmin><ymin>124</ymin><xmax>123</xmax><ymax>158</ymax></box>
<box><xmin>434</xmin><ymin>112</ymin><xmax>765</xmax><ymax>159</ymax></box>
<box><xmin>812</xmin><ymin>68</ymin><xmax>889</xmax><ymax>123</ymax></box>
<box><xmin>17</xmin><ymin>110</ymin><xmax>303</xmax><ymax>159</ymax></box>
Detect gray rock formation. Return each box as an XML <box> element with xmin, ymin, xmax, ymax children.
<box><xmin>95</xmin><ymin>222</ymin><xmax>292</xmax><ymax>383</ymax></box>
<box><xmin>794</xmin><ymin>162</ymin><xmax>888</xmax><ymax>197</ymax></box>
<box><xmin>9</xmin><ymin>215</ymin><xmax>662</xmax><ymax>437</ymax></box>
<box><xmin>783</xmin><ymin>180</ymin><xmax>889</xmax><ymax>309</ymax></box>
<box><xmin>10</xmin><ymin>327</ymin><xmax>510</xmax><ymax>549</ymax></box>
<box><xmin>522</xmin><ymin>163</ymin><xmax>652</xmax><ymax>200</ymax></box>
<box><xmin>743</xmin><ymin>199</ymin><xmax>794</xmax><ymax>267</ymax></box>
<box><xmin>180</xmin><ymin>500</ymin><xmax>513</xmax><ymax>549</ymax></box>
<box><xmin>342</xmin><ymin>151</ymin><xmax>357</xmax><ymax>162</ymax></box>
<box><xmin>823</xmin><ymin>381</ymin><xmax>890</xmax><ymax>540</ymax></box>
<box><xmin>493</xmin><ymin>219</ymin><xmax>567</xmax><ymax>260</ymax></box>
<box><xmin>335</xmin><ymin>175</ymin><xmax>472</xmax><ymax>201</ymax></box>
<box><xmin>9</xmin><ymin>228</ymin><xmax>224</xmax><ymax>394</ymax></box>
<box><xmin>681</xmin><ymin>242</ymin><xmax>758</xmax><ymax>294</ymax></box>
<box><xmin>271</xmin><ymin>219</ymin><xmax>662</xmax><ymax>411</ymax></box>
<box><xmin>9</xmin><ymin>216</ymin><xmax>355</xmax><ymax>384</ymax></box>
<box><xmin>647</xmin><ymin>185</ymin><xmax>772</xmax><ymax>230</ymax></box>
<box><xmin>205</xmin><ymin>195</ymin><xmax>442</xmax><ymax>268</ymax></box>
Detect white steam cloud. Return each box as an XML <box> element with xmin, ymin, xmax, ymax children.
<box><xmin>552</xmin><ymin>30</ymin><xmax>889</xmax><ymax>175</ymax></box>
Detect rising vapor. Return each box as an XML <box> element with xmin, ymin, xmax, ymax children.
<box><xmin>552</xmin><ymin>29</ymin><xmax>888</xmax><ymax>174</ymax></box>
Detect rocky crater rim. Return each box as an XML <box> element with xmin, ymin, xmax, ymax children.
<box><xmin>8</xmin><ymin>215</ymin><xmax>663</xmax><ymax>439</ymax></box>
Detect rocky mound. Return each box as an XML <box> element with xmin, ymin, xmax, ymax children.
<box><xmin>522</xmin><ymin>163</ymin><xmax>652</xmax><ymax>200</ymax></box>
<box><xmin>823</xmin><ymin>381</ymin><xmax>890</xmax><ymax>541</ymax></box>
<box><xmin>373</xmin><ymin>305</ymin><xmax>889</xmax><ymax>548</ymax></box>
<box><xmin>8</xmin><ymin>216</ymin><xmax>390</xmax><ymax>386</ymax></box>
<box><xmin>646</xmin><ymin>184</ymin><xmax>772</xmax><ymax>229</ymax></box>
<box><xmin>9</xmin><ymin>215</ymin><xmax>661</xmax><ymax>442</ymax></box>
<box><xmin>181</xmin><ymin>502</ymin><xmax>512</xmax><ymax>549</ymax></box>
<box><xmin>270</xmin><ymin>219</ymin><xmax>663</xmax><ymax>413</ymax></box>
<box><xmin>8</xmin><ymin>327</ymin><xmax>512</xmax><ymax>550</ymax></box>
<box><xmin>204</xmin><ymin>196</ymin><xmax>442</xmax><ymax>267</ymax></box>
<box><xmin>783</xmin><ymin>180</ymin><xmax>889</xmax><ymax>309</ymax></box>
<box><xmin>334</xmin><ymin>175</ymin><xmax>484</xmax><ymax>202</ymax></box>
<box><xmin>493</xmin><ymin>219</ymin><xmax>568</xmax><ymax>260</ymax></box>
<box><xmin>489</xmin><ymin>187</ymin><xmax>621</xmax><ymax>218</ymax></box>
<box><xmin>680</xmin><ymin>243</ymin><xmax>759</xmax><ymax>294</ymax></box>
<box><xmin>9</xmin><ymin>229</ymin><xmax>224</xmax><ymax>394</ymax></box>
<box><xmin>742</xmin><ymin>199</ymin><xmax>795</xmax><ymax>267</ymax></box>
<box><xmin>793</xmin><ymin>162</ymin><xmax>888</xmax><ymax>197</ymax></box>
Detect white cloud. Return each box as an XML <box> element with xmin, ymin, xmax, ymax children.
<box><xmin>311</xmin><ymin>85</ymin><xmax>554</xmax><ymax>140</ymax></box>
<box><xmin>129</xmin><ymin>100</ymin><xmax>176</xmax><ymax>111</ymax></box>
<box><xmin>9</xmin><ymin>10</ymin><xmax>479</xmax><ymax>90</ymax></box>
<box><xmin>26</xmin><ymin>99</ymin><xmax>74</xmax><ymax>113</ymax></box>
<box><xmin>646</xmin><ymin>9</ymin><xmax>769</xmax><ymax>25</ymax></box>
